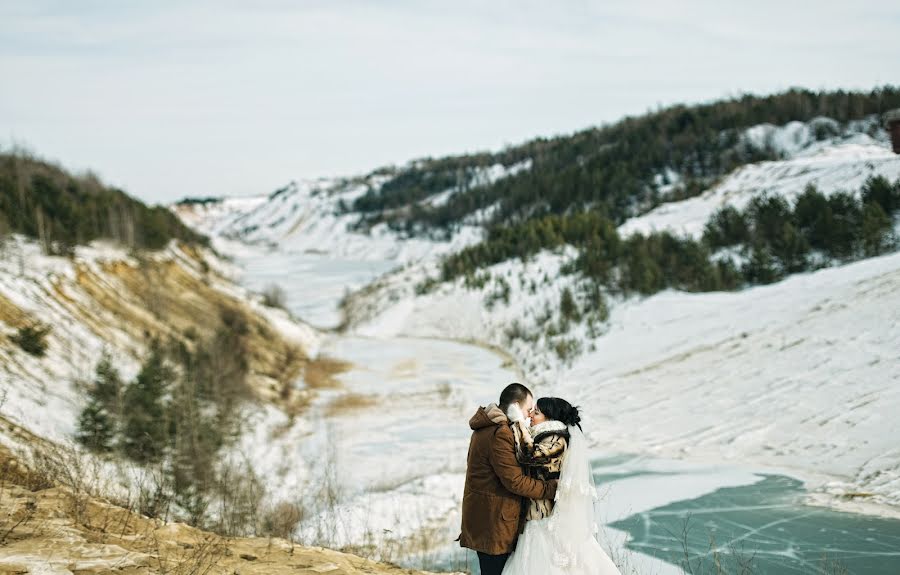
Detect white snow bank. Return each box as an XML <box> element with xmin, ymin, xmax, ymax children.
<box><xmin>620</xmin><ymin>139</ymin><xmax>900</xmax><ymax>239</ymax></box>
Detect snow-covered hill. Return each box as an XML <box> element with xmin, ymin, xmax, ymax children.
<box><xmin>0</xmin><ymin>235</ymin><xmax>320</xmax><ymax>489</ymax></box>
<box><xmin>175</xmin><ymin>118</ymin><xmax>900</xmax><ymax>522</ymax></box>
<box><xmin>171</xmin><ymin>170</ymin><xmax>513</xmax><ymax>264</ymax></box>
<box><xmin>352</xmin><ymin>245</ymin><xmax>900</xmax><ymax>511</ymax></box>
<box><xmin>349</xmin><ymin>125</ymin><xmax>900</xmax><ymax>516</ymax></box>
<box><xmin>621</xmin><ymin>133</ymin><xmax>900</xmax><ymax>239</ymax></box>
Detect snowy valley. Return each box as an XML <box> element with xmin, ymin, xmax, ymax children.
<box><xmin>2</xmin><ymin>98</ymin><xmax>900</xmax><ymax>575</ymax></box>
<box><xmin>172</xmin><ymin>114</ymin><xmax>900</xmax><ymax>574</ymax></box>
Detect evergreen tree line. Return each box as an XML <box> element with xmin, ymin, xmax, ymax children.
<box><xmin>76</xmin><ymin>307</ymin><xmax>252</xmax><ymax>524</ymax></box>
<box><xmin>0</xmin><ymin>151</ymin><xmax>208</xmax><ymax>255</ymax></box>
<box><xmin>438</xmin><ymin>176</ymin><xmax>900</xmax><ymax>298</ymax></box>
<box><xmin>352</xmin><ymin>153</ymin><xmax>530</xmax><ymax>214</ymax></box>
<box><xmin>351</xmin><ymin>88</ymin><xmax>900</xmax><ymax>236</ymax></box>
<box><xmin>702</xmin><ymin>176</ymin><xmax>899</xmax><ymax>284</ymax></box>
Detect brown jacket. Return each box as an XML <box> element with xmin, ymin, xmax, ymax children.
<box><xmin>458</xmin><ymin>404</ymin><xmax>558</xmax><ymax>555</ymax></box>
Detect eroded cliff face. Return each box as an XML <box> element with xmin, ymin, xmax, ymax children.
<box><xmin>0</xmin><ymin>237</ymin><xmax>324</xmax><ymax>446</ymax></box>
<box><xmin>0</xmin><ymin>237</ymin><xmax>428</xmax><ymax>574</ymax></box>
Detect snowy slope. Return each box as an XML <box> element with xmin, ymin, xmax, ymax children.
<box><xmin>334</xmin><ymin>122</ymin><xmax>900</xmax><ymax>518</ymax></box>
<box><xmin>172</xmin><ymin>195</ymin><xmax>269</xmax><ymax>237</ymax></box>
<box><xmin>344</xmin><ymin>246</ymin><xmax>900</xmax><ymax>519</ymax></box>
<box><xmin>347</xmin><ymin>257</ymin><xmax>900</xmax><ymax>517</ymax></box>
<box><xmin>564</xmin><ymin>252</ymin><xmax>900</xmax><ymax>515</ymax></box>
<box><xmin>170</xmin><ymin>165</ymin><xmax>537</xmax><ymax>327</ymax></box>
<box><xmin>172</xmin><ymin>162</ymin><xmax>531</xmax><ymax>264</ymax></box>
<box><xmin>620</xmin><ymin>130</ymin><xmax>898</xmax><ymax>239</ymax></box>
<box><xmin>172</xmin><ymin>117</ymin><xmax>900</xmax><ymax>522</ymax></box>
<box><xmin>0</xmin><ymin>236</ymin><xmax>319</xmax><ymax>448</ymax></box>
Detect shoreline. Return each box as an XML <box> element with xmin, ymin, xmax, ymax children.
<box><xmin>345</xmin><ymin>328</ymin><xmax>900</xmax><ymax>524</ymax></box>
<box><xmin>591</xmin><ymin>439</ymin><xmax>900</xmax><ymax>522</ymax></box>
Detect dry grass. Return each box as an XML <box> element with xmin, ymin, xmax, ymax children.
<box><xmin>303</xmin><ymin>356</ymin><xmax>352</xmax><ymax>389</ymax></box>
<box><xmin>67</xmin><ymin>252</ymin><xmax>311</xmax><ymax>404</ymax></box>
<box><xmin>325</xmin><ymin>393</ymin><xmax>377</xmax><ymax>416</ymax></box>
<box><xmin>260</xmin><ymin>501</ymin><xmax>305</xmax><ymax>541</ymax></box>
<box><xmin>389</xmin><ymin>358</ymin><xmax>418</xmax><ymax>379</ymax></box>
<box><xmin>0</xmin><ymin>440</ymin><xmax>436</xmax><ymax>575</ymax></box>
<box><xmin>0</xmin><ymin>292</ymin><xmax>29</xmax><ymax>329</ymax></box>
<box><xmin>150</xmin><ymin>531</ymin><xmax>227</xmax><ymax>575</ymax></box>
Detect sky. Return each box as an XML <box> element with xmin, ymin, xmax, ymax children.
<box><xmin>2</xmin><ymin>1</ymin><xmax>898</xmax><ymax>204</ymax></box>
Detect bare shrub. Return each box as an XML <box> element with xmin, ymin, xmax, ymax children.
<box><xmin>150</xmin><ymin>530</ymin><xmax>226</xmax><ymax>575</ymax></box>
<box><xmin>261</xmin><ymin>284</ymin><xmax>288</xmax><ymax>310</ymax></box>
<box><xmin>675</xmin><ymin>514</ymin><xmax>756</xmax><ymax>575</ymax></box>
<box><xmin>0</xmin><ymin>456</ymin><xmax>39</xmax><ymax>546</ymax></box>
<box><xmin>261</xmin><ymin>500</ymin><xmax>305</xmax><ymax>541</ymax></box>
<box><xmin>132</xmin><ymin>460</ymin><xmax>174</xmax><ymax>521</ymax></box>
<box><xmin>18</xmin><ymin>442</ymin><xmax>109</xmax><ymax>525</ymax></box>
<box><xmin>296</xmin><ymin>428</ymin><xmax>346</xmax><ymax>547</ymax></box>
<box><xmin>0</xmin><ymin>450</ymin><xmax>53</xmax><ymax>492</ymax></box>
<box><xmin>210</xmin><ymin>456</ymin><xmax>266</xmax><ymax>537</ymax></box>
<box><xmin>304</xmin><ymin>355</ymin><xmax>351</xmax><ymax>389</ymax></box>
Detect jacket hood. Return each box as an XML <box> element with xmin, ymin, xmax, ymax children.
<box><xmin>469</xmin><ymin>403</ymin><xmax>508</xmax><ymax>430</ymax></box>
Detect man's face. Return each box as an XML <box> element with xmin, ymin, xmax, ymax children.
<box><xmin>522</xmin><ymin>394</ymin><xmax>535</xmax><ymax>420</ymax></box>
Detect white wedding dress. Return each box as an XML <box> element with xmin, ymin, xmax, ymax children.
<box><xmin>501</xmin><ymin>425</ymin><xmax>622</xmax><ymax>575</ymax></box>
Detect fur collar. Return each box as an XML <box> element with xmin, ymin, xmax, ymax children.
<box><xmin>529</xmin><ymin>419</ymin><xmax>568</xmax><ymax>436</ymax></box>
<box><xmin>484</xmin><ymin>403</ymin><xmax>508</xmax><ymax>425</ymax></box>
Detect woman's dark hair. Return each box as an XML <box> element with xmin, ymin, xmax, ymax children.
<box><xmin>536</xmin><ymin>397</ymin><xmax>582</xmax><ymax>430</ymax></box>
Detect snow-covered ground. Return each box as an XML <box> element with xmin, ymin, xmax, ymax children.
<box><xmin>0</xmin><ymin>234</ymin><xmax>319</xmax><ymax>488</ymax></box>
<box><xmin>343</xmin><ymin>245</ymin><xmax>900</xmax><ymax>512</ymax></box>
<box><xmin>328</xmin><ymin>124</ymin><xmax>900</xmax><ymax>520</ymax></box>
<box><xmin>620</xmin><ymin>131</ymin><xmax>898</xmax><ymax>239</ymax></box>
<box><xmin>171</xmin><ymin>118</ymin><xmax>900</xmax><ymax>520</ymax></box>
<box><xmin>172</xmin><ymin>173</ymin><xmax>490</xmax><ymax>264</ymax></box>
<box><xmin>167</xmin><ymin>115</ymin><xmax>900</xmax><ymax>571</ymax></box>
<box><xmin>571</xmin><ymin>252</ymin><xmax>900</xmax><ymax>513</ymax></box>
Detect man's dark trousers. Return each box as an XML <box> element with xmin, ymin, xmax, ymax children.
<box><xmin>477</xmin><ymin>551</ymin><xmax>510</xmax><ymax>575</ymax></box>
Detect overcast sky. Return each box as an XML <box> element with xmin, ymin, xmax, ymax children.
<box><xmin>2</xmin><ymin>1</ymin><xmax>898</xmax><ymax>204</ymax></box>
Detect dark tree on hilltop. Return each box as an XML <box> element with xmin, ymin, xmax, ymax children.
<box><xmin>0</xmin><ymin>151</ymin><xmax>208</xmax><ymax>254</ymax></box>
<box><xmin>354</xmin><ymin>87</ymin><xmax>900</xmax><ymax>235</ymax></box>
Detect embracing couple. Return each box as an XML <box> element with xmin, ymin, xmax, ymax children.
<box><xmin>459</xmin><ymin>383</ymin><xmax>621</xmax><ymax>575</ymax></box>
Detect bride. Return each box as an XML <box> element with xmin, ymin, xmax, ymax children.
<box><xmin>502</xmin><ymin>397</ymin><xmax>622</xmax><ymax>575</ymax></box>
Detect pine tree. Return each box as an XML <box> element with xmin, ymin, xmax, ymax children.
<box><xmin>703</xmin><ymin>205</ymin><xmax>750</xmax><ymax>249</ymax></box>
<box><xmin>76</xmin><ymin>399</ymin><xmax>115</xmax><ymax>453</ymax></box>
<box><xmin>861</xmin><ymin>202</ymin><xmax>894</xmax><ymax>256</ymax></box>
<box><xmin>94</xmin><ymin>353</ymin><xmax>125</xmax><ymax>420</ymax></box>
<box><xmin>772</xmin><ymin>221</ymin><xmax>809</xmax><ymax>273</ymax></box>
<box><xmin>560</xmin><ymin>287</ymin><xmax>579</xmax><ymax>321</ymax></box>
<box><xmin>76</xmin><ymin>352</ymin><xmax>124</xmax><ymax>453</ymax></box>
<box><xmin>861</xmin><ymin>175</ymin><xmax>899</xmax><ymax>215</ymax></box>
<box><xmin>122</xmin><ymin>341</ymin><xmax>174</xmax><ymax>464</ymax></box>
<box><xmin>793</xmin><ymin>185</ymin><xmax>832</xmax><ymax>250</ymax></box>
<box><xmin>743</xmin><ymin>243</ymin><xmax>780</xmax><ymax>285</ymax></box>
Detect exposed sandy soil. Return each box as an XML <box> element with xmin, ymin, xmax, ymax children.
<box><xmin>0</xmin><ymin>443</ymin><xmax>445</xmax><ymax>575</ymax></box>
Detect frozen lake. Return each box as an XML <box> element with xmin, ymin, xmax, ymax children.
<box><xmin>226</xmin><ymin>241</ymin><xmax>900</xmax><ymax>575</ymax></box>
<box><xmin>609</xmin><ymin>471</ymin><xmax>900</xmax><ymax>574</ymax></box>
<box><xmin>225</xmin><ymin>240</ymin><xmax>396</xmax><ymax>328</ymax></box>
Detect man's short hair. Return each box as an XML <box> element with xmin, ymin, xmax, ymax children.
<box><xmin>499</xmin><ymin>382</ymin><xmax>532</xmax><ymax>412</ymax></box>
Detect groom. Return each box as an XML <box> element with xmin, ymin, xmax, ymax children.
<box><xmin>458</xmin><ymin>383</ymin><xmax>558</xmax><ymax>575</ymax></box>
